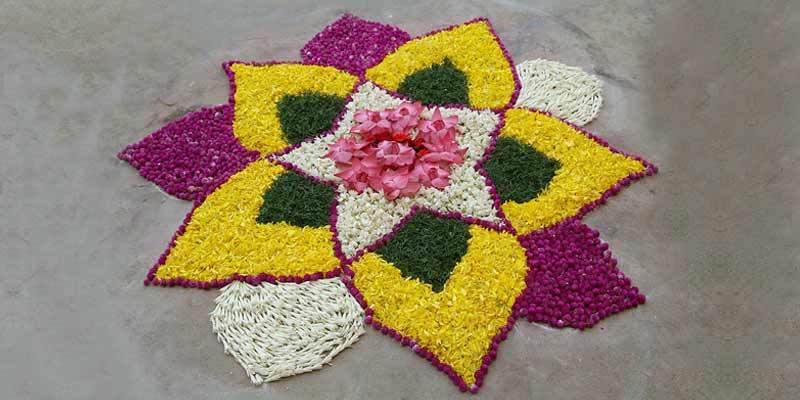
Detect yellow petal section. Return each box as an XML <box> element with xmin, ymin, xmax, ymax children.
<box><xmin>365</xmin><ymin>20</ymin><xmax>516</xmax><ymax>109</ymax></box>
<box><xmin>351</xmin><ymin>226</ymin><xmax>527</xmax><ymax>385</ymax></box>
<box><xmin>155</xmin><ymin>159</ymin><xmax>339</xmax><ymax>281</ymax></box>
<box><xmin>228</xmin><ymin>63</ymin><xmax>359</xmax><ymax>154</ymax></box>
<box><xmin>500</xmin><ymin>108</ymin><xmax>647</xmax><ymax>234</ymax></box>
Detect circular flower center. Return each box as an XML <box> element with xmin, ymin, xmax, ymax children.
<box><xmin>324</xmin><ymin>102</ymin><xmax>466</xmax><ymax>200</ymax></box>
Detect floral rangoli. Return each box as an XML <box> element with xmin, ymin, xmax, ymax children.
<box><xmin>119</xmin><ymin>14</ymin><xmax>657</xmax><ymax>393</ymax></box>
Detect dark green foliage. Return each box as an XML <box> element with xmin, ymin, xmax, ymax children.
<box><xmin>396</xmin><ymin>58</ymin><xmax>470</xmax><ymax>106</ymax></box>
<box><xmin>256</xmin><ymin>171</ymin><xmax>335</xmax><ymax>227</ymax></box>
<box><xmin>484</xmin><ymin>137</ymin><xmax>561</xmax><ymax>203</ymax></box>
<box><xmin>277</xmin><ymin>92</ymin><xmax>346</xmax><ymax>144</ymax></box>
<box><xmin>376</xmin><ymin>211</ymin><xmax>471</xmax><ymax>292</ymax></box>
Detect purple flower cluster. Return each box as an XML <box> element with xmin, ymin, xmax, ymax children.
<box><xmin>516</xmin><ymin>218</ymin><xmax>646</xmax><ymax>329</ymax></box>
<box><xmin>118</xmin><ymin>105</ymin><xmax>259</xmax><ymax>202</ymax></box>
<box><xmin>300</xmin><ymin>13</ymin><xmax>411</xmax><ymax>76</ymax></box>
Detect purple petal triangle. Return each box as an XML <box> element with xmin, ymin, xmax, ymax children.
<box><xmin>118</xmin><ymin>105</ymin><xmax>259</xmax><ymax>202</ymax></box>
<box><xmin>516</xmin><ymin>219</ymin><xmax>646</xmax><ymax>330</ymax></box>
<box><xmin>300</xmin><ymin>13</ymin><xmax>410</xmax><ymax>75</ymax></box>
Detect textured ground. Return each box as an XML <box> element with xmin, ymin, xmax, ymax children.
<box><xmin>2</xmin><ymin>1</ymin><xmax>799</xmax><ymax>399</ymax></box>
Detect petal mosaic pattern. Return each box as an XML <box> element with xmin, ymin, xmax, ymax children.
<box><xmin>515</xmin><ymin>219</ymin><xmax>646</xmax><ymax>330</ymax></box>
<box><xmin>374</xmin><ymin>211</ymin><xmax>472</xmax><ymax>293</ymax></box>
<box><xmin>276</xmin><ymin>92</ymin><xmax>347</xmax><ymax>144</ymax></box>
<box><xmin>483</xmin><ymin>136</ymin><xmax>561</xmax><ymax>203</ymax></box>
<box><xmin>148</xmin><ymin>160</ymin><xmax>340</xmax><ymax>287</ymax></box>
<box><xmin>256</xmin><ymin>170</ymin><xmax>335</xmax><ymax>228</ymax></box>
<box><xmin>396</xmin><ymin>57</ymin><xmax>471</xmax><ymax>106</ymax></box>
<box><xmin>225</xmin><ymin>62</ymin><xmax>359</xmax><ymax>154</ymax></box>
<box><xmin>211</xmin><ymin>279</ymin><xmax>364</xmax><ymax>384</ymax></box>
<box><xmin>366</xmin><ymin>18</ymin><xmax>518</xmax><ymax>109</ymax></box>
<box><xmin>498</xmin><ymin>108</ymin><xmax>653</xmax><ymax>235</ymax></box>
<box><xmin>300</xmin><ymin>13</ymin><xmax>411</xmax><ymax>75</ymax></box>
<box><xmin>348</xmin><ymin>224</ymin><xmax>528</xmax><ymax>388</ymax></box>
<box><xmin>117</xmin><ymin>104</ymin><xmax>259</xmax><ymax>201</ymax></box>
<box><xmin>119</xmin><ymin>15</ymin><xmax>657</xmax><ymax>394</ymax></box>
<box><xmin>515</xmin><ymin>59</ymin><xmax>604</xmax><ymax>125</ymax></box>
<box><xmin>273</xmin><ymin>82</ymin><xmax>506</xmax><ymax>259</ymax></box>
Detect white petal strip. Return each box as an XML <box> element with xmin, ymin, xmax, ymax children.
<box><xmin>336</xmin><ymin>187</ymin><xmax>414</xmax><ymax>258</ymax></box>
<box><xmin>515</xmin><ymin>59</ymin><xmax>603</xmax><ymax>126</ymax></box>
<box><xmin>210</xmin><ymin>279</ymin><xmax>364</xmax><ymax>385</ymax></box>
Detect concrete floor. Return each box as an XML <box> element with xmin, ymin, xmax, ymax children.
<box><xmin>2</xmin><ymin>0</ymin><xmax>799</xmax><ymax>399</ymax></box>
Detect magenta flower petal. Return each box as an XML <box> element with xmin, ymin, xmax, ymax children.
<box><xmin>300</xmin><ymin>13</ymin><xmax>411</xmax><ymax>75</ymax></box>
<box><xmin>517</xmin><ymin>219</ymin><xmax>646</xmax><ymax>330</ymax></box>
<box><xmin>117</xmin><ymin>104</ymin><xmax>259</xmax><ymax>202</ymax></box>
<box><xmin>326</xmin><ymin>137</ymin><xmax>370</xmax><ymax>164</ymax></box>
<box><xmin>351</xmin><ymin>109</ymin><xmax>394</xmax><ymax>140</ymax></box>
<box><xmin>389</xmin><ymin>101</ymin><xmax>423</xmax><ymax>132</ymax></box>
<box><xmin>375</xmin><ymin>167</ymin><xmax>421</xmax><ymax>199</ymax></box>
<box><xmin>376</xmin><ymin>140</ymin><xmax>415</xmax><ymax>167</ymax></box>
<box><xmin>412</xmin><ymin>162</ymin><xmax>452</xmax><ymax>189</ymax></box>
<box><xmin>418</xmin><ymin>107</ymin><xmax>459</xmax><ymax>136</ymax></box>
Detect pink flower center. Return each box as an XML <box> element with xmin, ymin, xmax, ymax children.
<box><xmin>324</xmin><ymin>101</ymin><xmax>466</xmax><ymax>200</ymax></box>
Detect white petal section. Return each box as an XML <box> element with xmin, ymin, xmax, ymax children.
<box><xmin>515</xmin><ymin>59</ymin><xmax>603</xmax><ymax>125</ymax></box>
<box><xmin>436</xmin><ymin>107</ymin><xmax>497</xmax><ymax>165</ymax></box>
<box><xmin>210</xmin><ymin>279</ymin><xmax>364</xmax><ymax>385</ymax></box>
<box><xmin>334</xmin><ymin>160</ymin><xmax>499</xmax><ymax>257</ymax></box>
<box><xmin>336</xmin><ymin>187</ymin><xmax>414</xmax><ymax>257</ymax></box>
<box><xmin>277</xmin><ymin>131</ymin><xmax>339</xmax><ymax>181</ymax></box>
<box><xmin>413</xmin><ymin>161</ymin><xmax>499</xmax><ymax>221</ymax></box>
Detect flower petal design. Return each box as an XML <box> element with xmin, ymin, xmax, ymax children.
<box><xmin>118</xmin><ymin>104</ymin><xmax>259</xmax><ymax>201</ymax></box>
<box><xmin>300</xmin><ymin>13</ymin><xmax>411</xmax><ymax>76</ymax></box>
<box><xmin>277</xmin><ymin>82</ymin><xmax>498</xmax><ymax>185</ymax></box>
<box><xmin>274</xmin><ymin>82</ymin><xmax>505</xmax><ymax>258</ymax></box>
<box><xmin>483</xmin><ymin>136</ymin><xmax>561</xmax><ymax>203</ymax></box>
<box><xmin>365</xmin><ymin>18</ymin><xmax>518</xmax><ymax>109</ymax></box>
<box><xmin>515</xmin><ymin>59</ymin><xmax>603</xmax><ymax>125</ymax></box>
<box><xmin>396</xmin><ymin>58</ymin><xmax>470</xmax><ymax>106</ymax></box>
<box><xmin>374</xmin><ymin>211</ymin><xmax>471</xmax><ymax>293</ymax></box>
<box><xmin>516</xmin><ymin>219</ymin><xmax>646</xmax><ymax>329</ymax></box>
<box><xmin>498</xmin><ymin>108</ymin><xmax>656</xmax><ymax>235</ymax></box>
<box><xmin>348</xmin><ymin>225</ymin><xmax>528</xmax><ymax>389</ymax></box>
<box><xmin>277</xmin><ymin>92</ymin><xmax>347</xmax><ymax>144</ymax></box>
<box><xmin>121</xmin><ymin>15</ymin><xmax>659</xmax><ymax>395</ymax></box>
<box><xmin>211</xmin><ymin>279</ymin><xmax>364</xmax><ymax>384</ymax></box>
<box><xmin>225</xmin><ymin>62</ymin><xmax>359</xmax><ymax>154</ymax></box>
<box><xmin>146</xmin><ymin>160</ymin><xmax>340</xmax><ymax>287</ymax></box>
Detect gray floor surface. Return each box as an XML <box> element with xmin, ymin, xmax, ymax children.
<box><xmin>2</xmin><ymin>1</ymin><xmax>799</xmax><ymax>399</ymax></box>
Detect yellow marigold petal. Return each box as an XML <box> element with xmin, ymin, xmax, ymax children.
<box><xmin>154</xmin><ymin>160</ymin><xmax>339</xmax><ymax>282</ymax></box>
<box><xmin>351</xmin><ymin>225</ymin><xmax>527</xmax><ymax>385</ymax></box>
<box><xmin>500</xmin><ymin>108</ymin><xmax>647</xmax><ymax>234</ymax></box>
<box><xmin>365</xmin><ymin>19</ymin><xmax>517</xmax><ymax>109</ymax></box>
<box><xmin>228</xmin><ymin>63</ymin><xmax>359</xmax><ymax>154</ymax></box>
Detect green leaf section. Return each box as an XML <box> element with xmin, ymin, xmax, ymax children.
<box><xmin>484</xmin><ymin>137</ymin><xmax>561</xmax><ymax>203</ymax></box>
<box><xmin>397</xmin><ymin>58</ymin><xmax>470</xmax><ymax>106</ymax></box>
<box><xmin>376</xmin><ymin>211</ymin><xmax>471</xmax><ymax>292</ymax></box>
<box><xmin>277</xmin><ymin>92</ymin><xmax>346</xmax><ymax>144</ymax></box>
<box><xmin>257</xmin><ymin>171</ymin><xmax>335</xmax><ymax>228</ymax></box>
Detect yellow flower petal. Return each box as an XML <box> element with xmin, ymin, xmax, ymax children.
<box><xmin>500</xmin><ymin>108</ymin><xmax>648</xmax><ymax>234</ymax></box>
<box><xmin>365</xmin><ymin>19</ymin><xmax>517</xmax><ymax>109</ymax></box>
<box><xmin>227</xmin><ymin>63</ymin><xmax>359</xmax><ymax>154</ymax></box>
<box><xmin>154</xmin><ymin>160</ymin><xmax>339</xmax><ymax>282</ymax></box>
<box><xmin>351</xmin><ymin>226</ymin><xmax>527</xmax><ymax>385</ymax></box>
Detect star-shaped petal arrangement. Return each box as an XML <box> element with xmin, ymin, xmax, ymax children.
<box><xmin>117</xmin><ymin>13</ymin><xmax>658</xmax><ymax>394</ymax></box>
<box><xmin>272</xmin><ymin>82</ymin><xmax>511</xmax><ymax>260</ymax></box>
